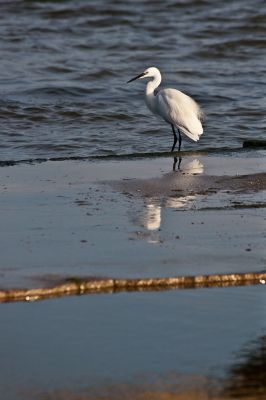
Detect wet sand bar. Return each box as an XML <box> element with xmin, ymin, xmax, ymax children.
<box><xmin>0</xmin><ymin>149</ymin><xmax>266</xmax><ymax>295</ymax></box>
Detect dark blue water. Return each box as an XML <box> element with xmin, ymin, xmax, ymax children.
<box><xmin>0</xmin><ymin>0</ymin><xmax>265</xmax><ymax>161</ymax></box>
<box><xmin>0</xmin><ymin>286</ymin><xmax>265</xmax><ymax>399</ymax></box>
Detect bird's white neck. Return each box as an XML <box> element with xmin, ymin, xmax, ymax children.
<box><xmin>145</xmin><ymin>72</ymin><xmax>161</xmax><ymax>113</ymax></box>
<box><xmin>145</xmin><ymin>73</ymin><xmax>161</xmax><ymax>95</ymax></box>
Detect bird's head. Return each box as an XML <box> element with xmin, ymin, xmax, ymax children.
<box><xmin>127</xmin><ymin>67</ymin><xmax>160</xmax><ymax>83</ymax></box>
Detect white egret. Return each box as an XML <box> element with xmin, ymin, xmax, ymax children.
<box><xmin>127</xmin><ymin>67</ymin><xmax>204</xmax><ymax>152</ymax></box>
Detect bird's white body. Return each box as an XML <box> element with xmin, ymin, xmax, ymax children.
<box><xmin>128</xmin><ymin>67</ymin><xmax>203</xmax><ymax>151</ymax></box>
<box><xmin>145</xmin><ymin>68</ymin><xmax>203</xmax><ymax>142</ymax></box>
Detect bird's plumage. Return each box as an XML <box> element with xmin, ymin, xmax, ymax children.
<box><xmin>156</xmin><ymin>88</ymin><xmax>203</xmax><ymax>142</ymax></box>
<box><xmin>128</xmin><ymin>66</ymin><xmax>204</xmax><ymax>152</ymax></box>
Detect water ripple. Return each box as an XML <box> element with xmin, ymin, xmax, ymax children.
<box><xmin>0</xmin><ymin>0</ymin><xmax>265</xmax><ymax>160</ymax></box>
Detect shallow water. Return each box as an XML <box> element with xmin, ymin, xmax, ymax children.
<box><xmin>0</xmin><ymin>286</ymin><xmax>266</xmax><ymax>400</ymax></box>
<box><xmin>0</xmin><ymin>0</ymin><xmax>265</xmax><ymax>161</ymax></box>
<box><xmin>0</xmin><ymin>152</ymin><xmax>266</xmax><ymax>289</ymax></box>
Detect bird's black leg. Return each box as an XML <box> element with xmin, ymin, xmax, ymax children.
<box><xmin>173</xmin><ymin>156</ymin><xmax>177</xmax><ymax>171</ymax></box>
<box><xmin>178</xmin><ymin>129</ymin><xmax>182</xmax><ymax>152</ymax></box>
<box><xmin>171</xmin><ymin>125</ymin><xmax>177</xmax><ymax>152</ymax></box>
<box><xmin>173</xmin><ymin>156</ymin><xmax>182</xmax><ymax>171</ymax></box>
<box><xmin>177</xmin><ymin>156</ymin><xmax>182</xmax><ymax>169</ymax></box>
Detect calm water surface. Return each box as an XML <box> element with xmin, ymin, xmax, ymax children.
<box><xmin>0</xmin><ymin>0</ymin><xmax>265</xmax><ymax>160</ymax></box>
<box><xmin>0</xmin><ymin>286</ymin><xmax>265</xmax><ymax>399</ymax></box>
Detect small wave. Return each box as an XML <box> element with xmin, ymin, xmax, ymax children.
<box><xmin>22</xmin><ymin>86</ymin><xmax>93</xmax><ymax>97</ymax></box>
<box><xmin>210</xmin><ymin>38</ymin><xmax>266</xmax><ymax>50</ymax></box>
<box><xmin>85</xmin><ymin>113</ymin><xmax>134</xmax><ymax>122</ymax></box>
<box><xmin>57</xmin><ymin>110</ymin><xmax>83</xmax><ymax>118</ymax></box>
<box><xmin>39</xmin><ymin>4</ymin><xmax>136</xmax><ymax>20</ymax></box>
<box><xmin>45</xmin><ymin>66</ymin><xmax>75</xmax><ymax>74</ymax></box>
<box><xmin>86</xmin><ymin>70</ymin><xmax>115</xmax><ymax>79</ymax></box>
<box><xmin>41</xmin><ymin>8</ymin><xmax>84</xmax><ymax>19</ymax></box>
<box><xmin>0</xmin><ymin>146</ymin><xmax>245</xmax><ymax>167</ymax></box>
<box><xmin>195</xmin><ymin>38</ymin><xmax>266</xmax><ymax>58</ymax></box>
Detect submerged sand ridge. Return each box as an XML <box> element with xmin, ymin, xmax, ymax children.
<box><xmin>1</xmin><ymin>271</ymin><xmax>266</xmax><ymax>303</ymax></box>
<box><xmin>0</xmin><ymin>150</ymin><xmax>266</xmax><ymax>298</ymax></box>
<box><xmin>111</xmin><ymin>158</ymin><xmax>266</xmax><ymax>205</ymax></box>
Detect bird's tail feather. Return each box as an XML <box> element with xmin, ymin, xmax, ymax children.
<box><xmin>179</xmin><ymin>125</ymin><xmax>203</xmax><ymax>142</ymax></box>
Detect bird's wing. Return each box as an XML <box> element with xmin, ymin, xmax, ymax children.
<box><xmin>157</xmin><ymin>88</ymin><xmax>203</xmax><ymax>141</ymax></box>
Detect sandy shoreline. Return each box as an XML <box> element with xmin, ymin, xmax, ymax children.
<box><xmin>1</xmin><ymin>271</ymin><xmax>266</xmax><ymax>303</ymax></box>
<box><xmin>0</xmin><ymin>149</ymin><xmax>265</xmax><ymax>294</ymax></box>
<box><xmin>0</xmin><ymin>151</ymin><xmax>266</xmax><ymax>290</ymax></box>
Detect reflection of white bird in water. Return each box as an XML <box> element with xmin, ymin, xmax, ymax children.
<box><xmin>127</xmin><ymin>67</ymin><xmax>204</xmax><ymax>152</ymax></box>
<box><xmin>139</xmin><ymin>159</ymin><xmax>204</xmax><ymax>232</ymax></box>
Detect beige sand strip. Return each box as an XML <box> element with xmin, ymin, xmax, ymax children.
<box><xmin>0</xmin><ymin>272</ymin><xmax>265</xmax><ymax>303</ymax></box>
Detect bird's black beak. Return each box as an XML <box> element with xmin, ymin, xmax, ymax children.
<box><xmin>127</xmin><ymin>72</ymin><xmax>146</xmax><ymax>83</ymax></box>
